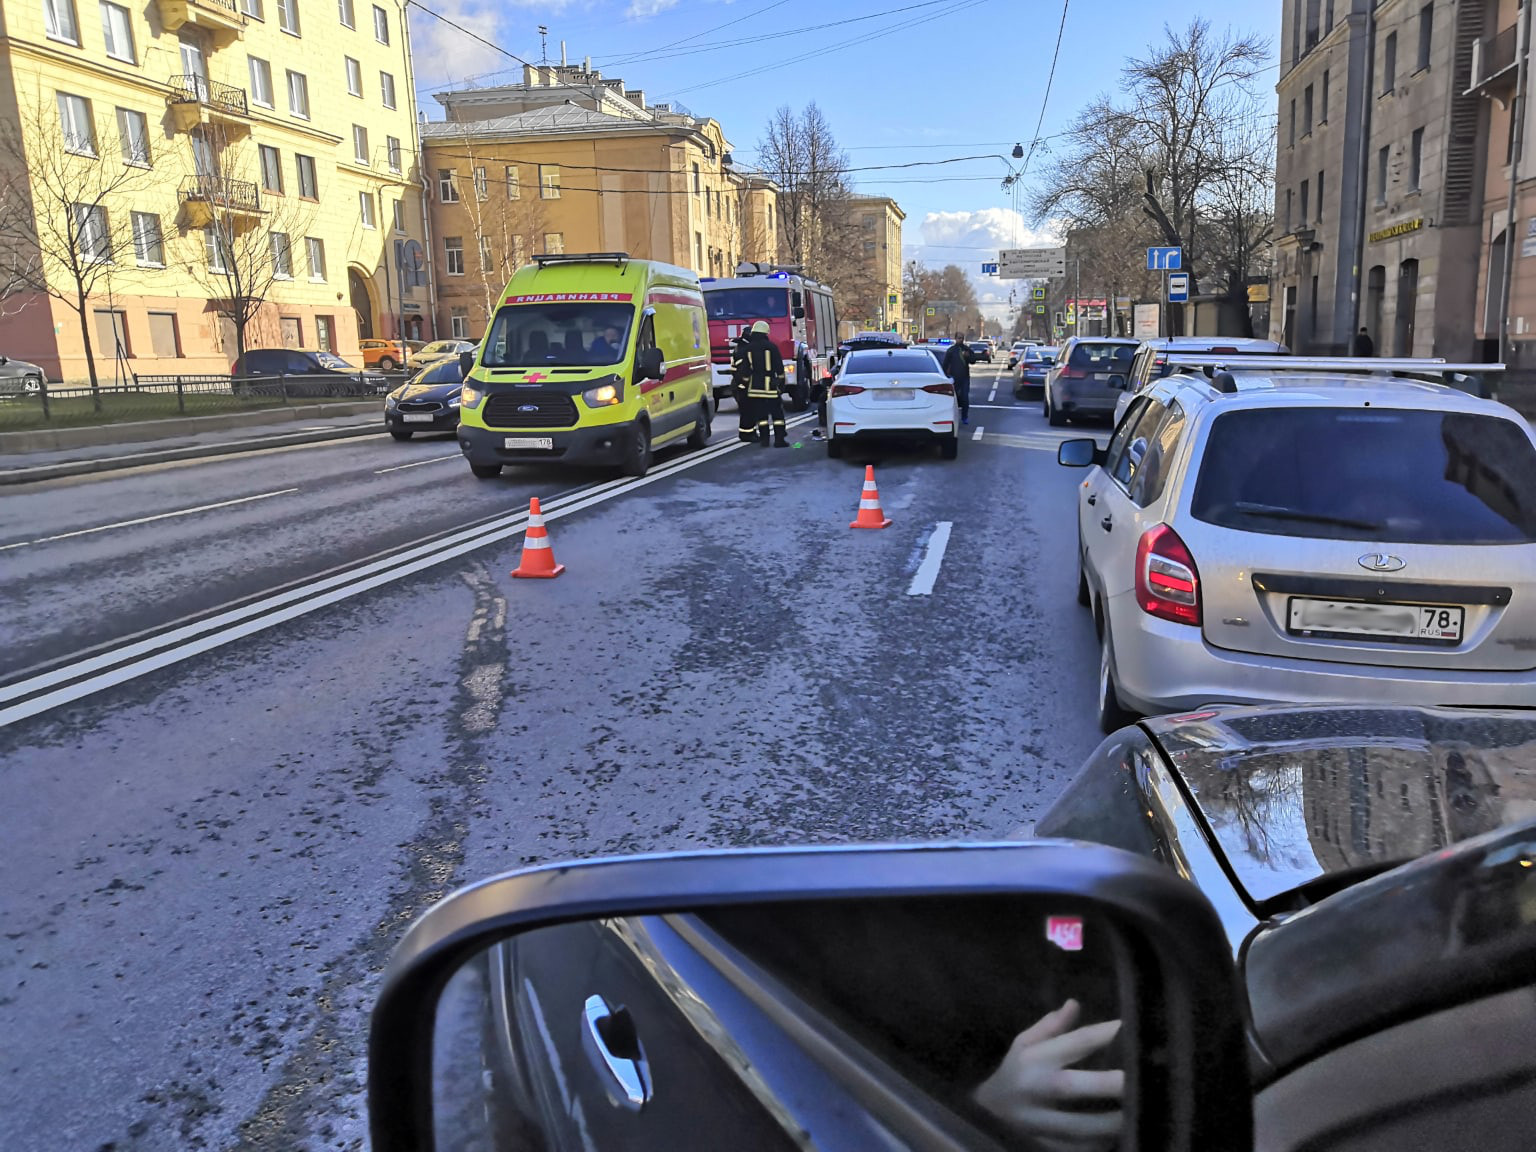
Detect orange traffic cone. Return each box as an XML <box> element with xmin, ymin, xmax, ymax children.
<box><xmin>849</xmin><ymin>465</ymin><xmax>892</xmax><ymax>530</ymax></box>
<box><xmin>511</xmin><ymin>497</ymin><xmax>566</xmax><ymax>578</ymax></box>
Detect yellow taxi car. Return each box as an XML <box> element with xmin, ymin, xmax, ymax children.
<box><xmin>457</xmin><ymin>253</ymin><xmax>713</xmax><ymax>479</ymax></box>
<box><xmin>358</xmin><ymin>338</ymin><xmax>411</xmax><ymax>372</ymax></box>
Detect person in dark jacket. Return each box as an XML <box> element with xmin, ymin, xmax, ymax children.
<box><xmin>1351</xmin><ymin>327</ymin><xmax>1375</xmax><ymax>357</ymax></box>
<box><xmin>942</xmin><ymin>340</ymin><xmax>974</xmax><ymax>424</ymax></box>
<box><xmin>732</xmin><ymin>320</ymin><xmax>788</xmax><ymax>446</ymax></box>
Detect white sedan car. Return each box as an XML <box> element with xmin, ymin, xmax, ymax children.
<box><xmin>826</xmin><ymin>347</ymin><xmax>959</xmax><ymax>459</ymax></box>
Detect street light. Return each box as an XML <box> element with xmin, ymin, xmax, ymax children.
<box><xmin>1011</xmin><ymin>143</ymin><xmax>1024</xmax><ymax>159</ymax></box>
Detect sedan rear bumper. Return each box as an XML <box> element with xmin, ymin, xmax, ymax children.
<box><xmin>1107</xmin><ymin>592</ymin><xmax>1536</xmax><ymax>714</ymax></box>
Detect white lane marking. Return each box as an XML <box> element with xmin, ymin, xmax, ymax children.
<box><xmin>907</xmin><ymin>522</ymin><xmax>953</xmax><ymax>596</ymax></box>
<box><xmin>970</xmin><ymin>404</ymin><xmax>1036</xmax><ymax>410</ymax></box>
<box><xmin>988</xmin><ymin>388</ymin><xmax>998</xmax><ymax>402</ymax></box>
<box><xmin>373</xmin><ymin>453</ymin><xmax>461</xmax><ymax>475</ymax></box>
<box><xmin>0</xmin><ymin>489</ymin><xmax>299</xmax><ymax>552</ymax></box>
<box><xmin>0</xmin><ymin>416</ymin><xmax>813</xmax><ymax>725</ymax></box>
<box><xmin>972</xmin><ymin>425</ymin><xmax>985</xmax><ymax>441</ymax></box>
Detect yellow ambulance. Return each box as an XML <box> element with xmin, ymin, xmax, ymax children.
<box><xmin>456</xmin><ymin>253</ymin><xmax>713</xmax><ymax>478</ymax></box>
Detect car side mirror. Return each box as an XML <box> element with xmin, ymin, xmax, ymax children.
<box><xmin>368</xmin><ymin>843</ymin><xmax>1252</xmax><ymax>1152</ymax></box>
<box><xmin>637</xmin><ymin>346</ymin><xmax>665</xmax><ymax>381</ymax></box>
<box><xmin>793</xmin><ymin>306</ymin><xmax>806</xmax><ymax>319</ymax></box>
<box><xmin>458</xmin><ymin>350</ymin><xmax>475</xmax><ymax>377</ymax></box>
<box><xmin>1058</xmin><ymin>438</ymin><xmax>1104</xmax><ymax>468</ymax></box>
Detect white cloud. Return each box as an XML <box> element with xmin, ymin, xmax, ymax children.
<box><xmin>905</xmin><ymin>208</ymin><xmax>1063</xmax><ymax>324</ymax></box>
<box><xmin>625</xmin><ymin>0</ymin><xmax>679</xmax><ymax>15</ymax></box>
<box><xmin>408</xmin><ymin>0</ymin><xmax>521</xmax><ymax>87</ymax></box>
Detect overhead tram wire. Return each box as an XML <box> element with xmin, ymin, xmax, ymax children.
<box><xmin>597</xmin><ymin>0</ymin><xmax>795</xmax><ymax>67</ymax></box>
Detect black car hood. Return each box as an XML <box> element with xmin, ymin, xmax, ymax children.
<box><xmin>1143</xmin><ymin>704</ymin><xmax>1536</xmax><ymax>905</ymax></box>
<box><xmin>393</xmin><ymin>379</ymin><xmax>461</xmax><ymax>402</ymax></box>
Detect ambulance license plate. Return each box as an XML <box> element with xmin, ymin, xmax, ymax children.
<box><xmin>504</xmin><ymin>437</ymin><xmax>554</xmax><ymax>450</ymax></box>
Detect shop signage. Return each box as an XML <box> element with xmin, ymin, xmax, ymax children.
<box><xmin>1368</xmin><ymin>218</ymin><xmax>1423</xmax><ymax>244</ymax></box>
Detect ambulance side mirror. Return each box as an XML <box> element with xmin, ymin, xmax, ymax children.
<box><xmin>637</xmin><ymin>347</ymin><xmax>665</xmax><ymax>381</ymax></box>
<box><xmin>458</xmin><ymin>350</ymin><xmax>475</xmax><ymax>377</ymax></box>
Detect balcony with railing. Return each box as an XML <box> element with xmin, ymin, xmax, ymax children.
<box><xmin>156</xmin><ymin>0</ymin><xmax>245</xmax><ymax>42</ymax></box>
<box><xmin>166</xmin><ymin>74</ymin><xmax>252</xmax><ymax>134</ymax></box>
<box><xmin>178</xmin><ymin>174</ymin><xmax>263</xmax><ymax>228</ymax></box>
<box><xmin>1469</xmin><ymin>24</ymin><xmax>1520</xmax><ymax>96</ymax></box>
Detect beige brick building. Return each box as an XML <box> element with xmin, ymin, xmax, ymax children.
<box><xmin>838</xmin><ymin>195</ymin><xmax>905</xmax><ymax>331</ymax></box>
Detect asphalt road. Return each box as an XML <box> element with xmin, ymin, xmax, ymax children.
<box><xmin>0</xmin><ymin>362</ymin><xmax>1113</xmax><ymax>1151</ymax></box>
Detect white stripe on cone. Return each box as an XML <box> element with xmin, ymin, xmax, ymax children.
<box><xmin>523</xmin><ymin>536</ymin><xmax>551</xmax><ymax>549</ymax></box>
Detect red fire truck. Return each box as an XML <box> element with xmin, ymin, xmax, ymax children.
<box><xmin>700</xmin><ymin>264</ymin><xmax>839</xmax><ymax>411</ymax></box>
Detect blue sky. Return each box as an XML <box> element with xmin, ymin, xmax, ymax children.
<box><xmin>408</xmin><ymin>0</ymin><xmax>1280</xmax><ymax>319</ymax></box>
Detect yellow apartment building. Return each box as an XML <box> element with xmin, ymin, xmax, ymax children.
<box><xmin>421</xmin><ymin>63</ymin><xmax>778</xmax><ymax>339</ymax></box>
<box><xmin>839</xmin><ymin>195</ymin><xmax>905</xmax><ymax>332</ymax></box>
<box><xmin>0</xmin><ymin>0</ymin><xmax>428</xmax><ymax>382</ymax></box>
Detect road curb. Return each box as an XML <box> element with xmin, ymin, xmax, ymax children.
<box><xmin>0</xmin><ymin>423</ymin><xmax>386</xmax><ymax>486</ymax></box>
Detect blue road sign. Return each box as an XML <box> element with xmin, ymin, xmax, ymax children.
<box><xmin>1167</xmin><ymin>271</ymin><xmax>1190</xmax><ymax>303</ymax></box>
<box><xmin>981</xmin><ymin>262</ymin><xmax>999</xmax><ymax>275</ymax></box>
<box><xmin>1147</xmin><ymin>246</ymin><xmax>1183</xmax><ymax>271</ymax></box>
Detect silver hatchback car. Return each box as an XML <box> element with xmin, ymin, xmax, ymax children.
<box><xmin>1058</xmin><ymin>360</ymin><xmax>1536</xmax><ymax>732</ymax></box>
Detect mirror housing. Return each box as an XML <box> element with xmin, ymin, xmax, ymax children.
<box><xmin>1057</xmin><ymin>438</ymin><xmax>1104</xmax><ymax>468</ymax></box>
<box><xmin>368</xmin><ymin>843</ymin><xmax>1251</xmax><ymax>1152</ymax></box>
<box><xmin>793</xmin><ymin>306</ymin><xmax>806</xmax><ymax>319</ymax></box>
<box><xmin>637</xmin><ymin>347</ymin><xmax>665</xmax><ymax>381</ymax></box>
<box><xmin>457</xmin><ymin>350</ymin><xmax>475</xmax><ymax>377</ymax></box>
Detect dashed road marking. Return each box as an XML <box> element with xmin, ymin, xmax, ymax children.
<box><xmin>373</xmin><ymin>453</ymin><xmax>461</xmax><ymax>475</ymax></box>
<box><xmin>907</xmin><ymin>522</ymin><xmax>953</xmax><ymax>596</ymax></box>
<box><xmin>972</xmin><ymin>425</ymin><xmax>985</xmax><ymax>441</ymax></box>
<box><xmin>0</xmin><ymin>488</ymin><xmax>299</xmax><ymax>552</ymax></box>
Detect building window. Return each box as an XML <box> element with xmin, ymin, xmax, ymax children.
<box><xmin>392</xmin><ymin>198</ymin><xmax>404</xmax><ymax>232</ymax></box>
<box><xmin>473</xmin><ymin>166</ymin><xmax>488</xmax><ymax>200</ymax></box>
<box><xmin>99</xmin><ymin>1</ymin><xmax>135</xmax><ymax>63</ymax></box>
<box><xmin>1303</xmin><ymin>84</ymin><xmax>1314</xmax><ymax>134</ymax></box>
<box><xmin>863</xmin><ymin>239</ymin><xmax>876</xmax><ymax>257</ymax></box>
<box><xmin>1316</xmin><ymin>169</ymin><xmax>1325</xmax><ymax>222</ymax></box>
<box><xmin>359</xmin><ymin>190</ymin><xmax>376</xmax><ymax>228</ymax></box>
<box><xmin>539</xmin><ymin>165</ymin><xmax>560</xmax><ymax>199</ymax></box>
<box><xmin>1417</xmin><ymin>4</ymin><xmax>1433</xmax><ymax>71</ymax></box>
<box><xmin>286</xmin><ymin>70</ymin><xmax>309</xmax><ymax>118</ymax></box>
<box><xmin>380</xmin><ymin>71</ymin><xmax>396</xmax><ymax>109</ymax></box>
<box><xmin>1288</xmin><ymin>99</ymin><xmax>1296</xmax><ymax>147</ymax></box>
<box><xmin>438</xmin><ymin>169</ymin><xmax>458</xmax><ymax>202</ymax></box>
<box><xmin>505</xmin><ymin>165</ymin><xmax>520</xmax><ymax>199</ymax></box>
<box><xmin>239</xmin><ymin>0</ymin><xmax>262</xmax><ymax>18</ymax></box>
<box><xmin>352</xmin><ymin>125</ymin><xmax>368</xmax><ymax>165</ymax></box>
<box><xmin>72</xmin><ymin>203</ymin><xmax>108</xmax><ymax>261</ymax></box>
<box><xmin>372</xmin><ymin>3</ymin><xmax>388</xmax><ymax>42</ymax></box>
<box><xmin>248</xmin><ymin>56</ymin><xmax>274</xmax><ymax>107</ymax></box>
<box><xmin>386</xmin><ymin>135</ymin><xmax>401</xmax><ymax>173</ymax></box>
<box><xmin>338</xmin><ymin>0</ymin><xmax>353</xmax><ymax>27</ymax></box>
<box><xmin>148</xmin><ymin>311</ymin><xmax>180</xmax><ymax>357</ymax></box>
<box><xmin>94</xmin><ymin>308</ymin><xmax>130</xmax><ymax>357</ymax></box>
<box><xmin>692</xmin><ymin>163</ymin><xmax>700</xmax><ymax>195</ymax></box>
<box><xmin>296</xmin><ymin>153</ymin><xmax>317</xmax><ymax>198</ymax></box>
<box><xmin>277</xmin><ymin>0</ymin><xmax>298</xmax><ymax>34</ymax></box>
<box><xmin>306</xmin><ymin>236</ymin><xmax>326</xmax><ymax>280</ymax></box>
<box><xmin>205</xmin><ymin>226</ymin><xmax>228</xmax><ymax>272</ymax></box>
<box><xmin>44</xmin><ymin>0</ymin><xmax>80</xmax><ymax>43</ymax></box>
<box><xmin>444</xmin><ymin>235</ymin><xmax>464</xmax><ymax>275</ymax></box>
<box><xmin>544</xmin><ymin>232</ymin><xmax>563</xmax><ymax>254</ymax></box>
<box><xmin>704</xmin><ymin>187</ymin><xmax>711</xmax><ymax>217</ymax></box>
<box><xmin>1285</xmin><ymin>188</ymin><xmax>1293</xmax><ymax>232</ymax></box>
<box><xmin>271</xmin><ymin>231</ymin><xmax>292</xmax><ymax>277</ymax></box>
<box><xmin>345</xmin><ymin>56</ymin><xmax>362</xmax><ymax>97</ymax></box>
<box><xmin>116</xmin><ymin>107</ymin><xmax>150</xmax><ymax>165</ymax></box>
<box><xmin>1376</xmin><ymin>144</ymin><xmax>1389</xmax><ymax>204</ymax></box>
<box><xmin>315</xmin><ymin>314</ymin><xmax>335</xmax><ymax>352</ymax></box>
<box><xmin>1321</xmin><ymin>70</ymin><xmax>1329</xmax><ymax>123</ymax></box>
<box><xmin>1325</xmin><ymin>0</ymin><xmax>1334</xmax><ymax>33</ymax></box>
<box><xmin>694</xmin><ymin>231</ymin><xmax>703</xmax><ymax>269</ymax></box>
<box><xmin>1409</xmin><ymin>126</ymin><xmax>1424</xmax><ymax>190</ymax></box>
<box><xmin>258</xmin><ymin>144</ymin><xmax>282</xmax><ymax>192</ymax></box>
<box><xmin>1383</xmin><ymin>31</ymin><xmax>1396</xmax><ymax>93</ymax></box>
<box><xmin>449</xmin><ymin>308</ymin><xmax>469</xmax><ymax>338</ymax></box>
<box><xmin>131</xmin><ymin>210</ymin><xmax>163</xmax><ymax>265</ymax></box>
<box><xmin>279</xmin><ymin>316</ymin><xmax>302</xmax><ymax>346</ymax></box>
<box><xmin>768</xmin><ymin>203</ymin><xmax>774</xmax><ymax>232</ymax></box>
<box><xmin>57</xmin><ymin>92</ymin><xmax>95</xmax><ymax>155</ymax></box>
<box><xmin>479</xmin><ymin>235</ymin><xmax>493</xmax><ymax>273</ymax></box>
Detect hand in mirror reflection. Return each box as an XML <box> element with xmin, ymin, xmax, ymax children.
<box><xmin>972</xmin><ymin>999</ymin><xmax>1124</xmax><ymax>1152</ymax></box>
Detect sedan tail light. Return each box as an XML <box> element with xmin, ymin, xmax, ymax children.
<box><xmin>921</xmin><ymin>382</ymin><xmax>954</xmax><ymax>395</ymax></box>
<box><xmin>1135</xmin><ymin>524</ymin><xmax>1201</xmax><ymax>626</ymax></box>
<box><xmin>830</xmin><ymin>384</ymin><xmax>865</xmax><ymax>397</ymax></box>
<box><xmin>1060</xmin><ymin>366</ymin><xmax>1089</xmax><ymax>379</ymax></box>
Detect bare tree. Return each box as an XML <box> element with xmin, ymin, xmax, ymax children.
<box><xmin>0</xmin><ymin>92</ymin><xmax>156</xmax><ymax>404</ymax></box>
<box><xmin>1196</xmin><ymin>118</ymin><xmax>1276</xmax><ymax>334</ymax></box>
<box><xmin>756</xmin><ymin>103</ymin><xmax>854</xmax><ymax>279</ymax></box>
<box><xmin>181</xmin><ymin>129</ymin><xmax>317</xmax><ymax>368</ymax></box>
<box><xmin>0</xmin><ymin>172</ymin><xmax>40</xmax><ymax>318</ymax></box>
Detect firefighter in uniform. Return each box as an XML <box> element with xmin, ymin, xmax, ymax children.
<box><xmin>730</xmin><ymin>331</ymin><xmax>756</xmax><ymax>444</ymax></box>
<box><xmin>732</xmin><ymin>320</ymin><xmax>789</xmax><ymax>447</ymax></box>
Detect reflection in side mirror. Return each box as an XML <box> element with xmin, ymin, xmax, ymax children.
<box><xmin>1058</xmin><ymin>438</ymin><xmax>1102</xmax><ymax>468</ymax></box>
<box><xmin>369</xmin><ymin>844</ymin><xmax>1252</xmax><ymax>1152</ymax></box>
<box><xmin>637</xmin><ymin>347</ymin><xmax>665</xmax><ymax>381</ymax></box>
<box><xmin>1108</xmin><ymin>374</ymin><xmax>1127</xmax><ymax>390</ymax></box>
<box><xmin>458</xmin><ymin>350</ymin><xmax>475</xmax><ymax>377</ymax></box>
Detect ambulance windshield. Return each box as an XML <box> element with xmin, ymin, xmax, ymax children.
<box><xmin>483</xmin><ymin>303</ymin><xmax>635</xmax><ymax>367</ymax></box>
<box><xmin>704</xmin><ymin>287</ymin><xmax>789</xmax><ymax>321</ymax></box>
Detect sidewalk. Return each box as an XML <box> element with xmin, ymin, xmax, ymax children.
<box><xmin>0</xmin><ymin>406</ymin><xmax>386</xmax><ymax>485</ymax></box>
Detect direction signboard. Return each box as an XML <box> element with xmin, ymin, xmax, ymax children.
<box><xmin>981</xmin><ymin>262</ymin><xmax>999</xmax><ymax>275</ymax></box>
<box><xmin>999</xmin><ymin>246</ymin><xmax>1066</xmax><ymax>279</ymax></box>
<box><xmin>1147</xmin><ymin>246</ymin><xmax>1182</xmax><ymax>271</ymax></box>
<box><xmin>1167</xmin><ymin>272</ymin><xmax>1190</xmax><ymax>303</ymax></box>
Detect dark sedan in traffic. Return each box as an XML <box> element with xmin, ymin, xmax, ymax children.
<box><xmin>383</xmin><ymin>358</ymin><xmax>465</xmax><ymax>439</ymax></box>
<box><xmin>1011</xmin><ymin>344</ymin><xmax>1056</xmax><ymax>398</ymax></box>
